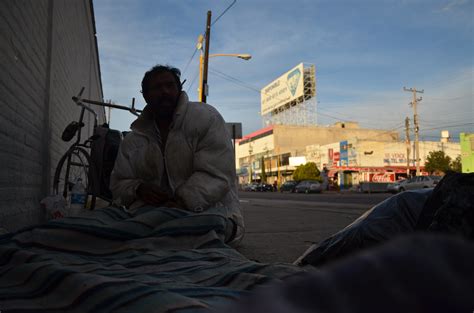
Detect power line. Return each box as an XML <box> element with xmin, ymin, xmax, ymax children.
<box><xmin>211</xmin><ymin>0</ymin><xmax>237</xmax><ymax>26</ymax></box>
<box><xmin>186</xmin><ymin>68</ymin><xmax>200</xmax><ymax>94</ymax></box>
<box><xmin>209</xmin><ymin>67</ymin><xmax>261</xmax><ymax>92</ymax></box>
<box><xmin>425</xmin><ymin>94</ymin><xmax>473</xmax><ymax>101</ymax></box>
<box><xmin>317</xmin><ymin>107</ymin><xmax>405</xmax><ymax>123</ymax></box>
<box><xmin>420</xmin><ymin>117</ymin><xmax>473</xmax><ymax>125</ymax></box>
<box><xmin>181</xmin><ymin>48</ymin><xmax>199</xmax><ymax>77</ymax></box>
<box><xmin>419</xmin><ymin>122</ymin><xmax>474</xmax><ymax>132</ymax></box>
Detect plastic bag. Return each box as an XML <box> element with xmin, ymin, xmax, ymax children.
<box><xmin>417</xmin><ymin>172</ymin><xmax>474</xmax><ymax>239</ymax></box>
<box><xmin>294</xmin><ymin>189</ymin><xmax>432</xmax><ymax>267</ymax></box>
<box><xmin>41</xmin><ymin>195</ymin><xmax>68</xmax><ymax>220</ymax></box>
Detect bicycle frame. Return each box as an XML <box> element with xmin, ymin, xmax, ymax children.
<box><xmin>55</xmin><ymin>88</ymin><xmax>143</xmax><ymax>207</ymax></box>
<box><xmin>70</xmin><ymin>87</ymin><xmax>142</xmax><ymax>146</ymax></box>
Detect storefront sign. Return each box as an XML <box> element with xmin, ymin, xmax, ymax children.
<box><xmin>348</xmin><ymin>144</ymin><xmax>357</xmax><ymax>166</ymax></box>
<box><xmin>339</xmin><ymin>141</ymin><xmax>348</xmax><ymax>166</ymax></box>
<box><xmin>383</xmin><ymin>152</ymin><xmax>407</xmax><ymax>165</ymax></box>
<box><xmin>370</xmin><ymin>173</ymin><xmax>395</xmax><ymax>182</ymax></box>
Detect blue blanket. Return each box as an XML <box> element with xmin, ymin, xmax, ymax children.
<box><xmin>0</xmin><ymin>206</ymin><xmax>304</xmax><ymax>312</ymax></box>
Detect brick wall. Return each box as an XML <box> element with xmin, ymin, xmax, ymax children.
<box><xmin>0</xmin><ymin>0</ymin><xmax>105</xmax><ymax>231</ymax></box>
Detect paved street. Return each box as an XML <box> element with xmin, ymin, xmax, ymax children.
<box><xmin>236</xmin><ymin>191</ymin><xmax>393</xmax><ymax>264</ymax></box>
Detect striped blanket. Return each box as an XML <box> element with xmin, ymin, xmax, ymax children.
<box><xmin>0</xmin><ymin>206</ymin><xmax>304</xmax><ymax>312</ymax></box>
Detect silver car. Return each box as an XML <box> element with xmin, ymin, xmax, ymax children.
<box><xmin>295</xmin><ymin>180</ymin><xmax>323</xmax><ymax>193</ymax></box>
<box><xmin>387</xmin><ymin>176</ymin><xmax>441</xmax><ymax>193</ymax></box>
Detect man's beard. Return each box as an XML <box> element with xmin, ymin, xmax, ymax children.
<box><xmin>151</xmin><ymin>97</ymin><xmax>178</xmax><ymax>120</ymax></box>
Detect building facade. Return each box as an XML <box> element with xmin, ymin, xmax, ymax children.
<box><xmin>0</xmin><ymin>0</ymin><xmax>105</xmax><ymax>231</ymax></box>
<box><xmin>307</xmin><ymin>139</ymin><xmax>461</xmax><ymax>188</ymax></box>
<box><xmin>460</xmin><ymin>133</ymin><xmax>474</xmax><ymax>173</ymax></box>
<box><xmin>235</xmin><ymin>122</ymin><xmax>400</xmax><ymax>185</ymax></box>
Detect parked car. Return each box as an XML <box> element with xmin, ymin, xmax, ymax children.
<box><xmin>387</xmin><ymin>176</ymin><xmax>441</xmax><ymax>193</ymax></box>
<box><xmin>294</xmin><ymin>180</ymin><xmax>322</xmax><ymax>193</ymax></box>
<box><xmin>280</xmin><ymin>181</ymin><xmax>298</xmax><ymax>193</ymax></box>
<box><xmin>386</xmin><ymin>179</ymin><xmax>406</xmax><ymax>193</ymax></box>
<box><xmin>243</xmin><ymin>183</ymin><xmax>259</xmax><ymax>192</ymax></box>
<box><xmin>256</xmin><ymin>183</ymin><xmax>274</xmax><ymax>192</ymax></box>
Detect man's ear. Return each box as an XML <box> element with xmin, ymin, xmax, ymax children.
<box><xmin>142</xmin><ymin>91</ymin><xmax>150</xmax><ymax>104</ymax></box>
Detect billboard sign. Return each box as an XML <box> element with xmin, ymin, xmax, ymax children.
<box><xmin>339</xmin><ymin>141</ymin><xmax>349</xmax><ymax>166</ymax></box>
<box><xmin>261</xmin><ymin>63</ymin><xmax>305</xmax><ymax>115</ymax></box>
<box><xmin>289</xmin><ymin>156</ymin><xmax>306</xmax><ymax>167</ymax></box>
<box><xmin>348</xmin><ymin>142</ymin><xmax>357</xmax><ymax>166</ymax></box>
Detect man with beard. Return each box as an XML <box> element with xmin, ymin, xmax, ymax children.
<box><xmin>110</xmin><ymin>65</ymin><xmax>244</xmax><ymax>245</ymax></box>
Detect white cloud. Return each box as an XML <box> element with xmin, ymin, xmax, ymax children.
<box><xmin>440</xmin><ymin>0</ymin><xmax>468</xmax><ymax>11</ymax></box>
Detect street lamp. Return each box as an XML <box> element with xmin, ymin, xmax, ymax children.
<box><xmin>197</xmin><ymin>51</ymin><xmax>252</xmax><ymax>102</ymax></box>
<box><xmin>196</xmin><ymin>12</ymin><xmax>252</xmax><ymax>102</ymax></box>
<box><xmin>210</xmin><ymin>53</ymin><xmax>252</xmax><ymax>60</ymax></box>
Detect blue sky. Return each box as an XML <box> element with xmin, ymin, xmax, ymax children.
<box><xmin>93</xmin><ymin>0</ymin><xmax>473</xmax><ymax>141</ymax></box>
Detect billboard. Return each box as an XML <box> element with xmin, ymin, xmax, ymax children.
<box><xmin>339</xmin><ymin>141</ymin><xmax>349</xmax><ymax>166</ymax></box>
<box><xmin>261</xmin><ymin>63</ymin><xmax>305</xmax><ymax>115</ymax></box>
<box><xmin>289</xmin><ymin>156</ymin><xmax>306</xmax><ymax>167</ymax></box>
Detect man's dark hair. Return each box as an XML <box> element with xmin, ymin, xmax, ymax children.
<box><xmin>141</xmin><ymin>65</ymin><xmax>182</xmax><ymax>94</ymax></box>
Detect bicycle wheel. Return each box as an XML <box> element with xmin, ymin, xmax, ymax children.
<box><xmin>53</xmin><ymin>146</ymin><xmax>91</xmax><ymax>199</ymax></box>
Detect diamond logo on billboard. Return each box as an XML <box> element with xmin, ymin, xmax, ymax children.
<box><xmin>286</xmin><ymin>68</ymin><xmax>301</xmax><ymax>96</ymax></box>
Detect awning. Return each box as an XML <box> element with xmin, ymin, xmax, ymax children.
<box><xmin>327</xmin><ymin>166</ymin><xmax>424</xmax><ymax>177</ymax></box>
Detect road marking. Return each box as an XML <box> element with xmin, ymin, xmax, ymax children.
<box><xmin>239</xmin><ymin>200</ymin><xmax>249</xmax><ymax>203</ymax></box>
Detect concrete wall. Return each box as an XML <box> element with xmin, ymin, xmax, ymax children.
<box><xmin>0</xmin><ymin>0</ymin><xmax>105</xmax><ymax>231</ymax></box>
<box><xmin>236</xmin><ymin>124</ymin><xmax>399</xmax><ymax>168</ymax></box>
<box><xmin>312</xmin><ymin>139</ymin><xmax>461</xmax><ymax>170</ymax></box>
<box><xmin>273</xmin><ymin>125</ymin><xmax>399</xmax><ymax>156</ymax></box>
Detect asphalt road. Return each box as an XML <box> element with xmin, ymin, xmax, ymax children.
<box><xmin>236</xmin><ymin>191</ymin><xmax>393</xmax><ymax>264</ymax></box>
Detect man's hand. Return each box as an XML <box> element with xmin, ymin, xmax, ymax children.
<box><xmin>136</xmin><ymin>183</ymin><xmax>169</xmax><ymax>206</ymax></box>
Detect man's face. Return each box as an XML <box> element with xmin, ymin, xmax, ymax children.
<box><xmin>143</xmin><ymin>71</ymin><xmax>180</xmax><ymax>116</ymax></box>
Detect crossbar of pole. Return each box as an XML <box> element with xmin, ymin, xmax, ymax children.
<box><xmin>73</xmin><ymin>97</ymin><xmax>143</xmax><ymax>113</ymax></box>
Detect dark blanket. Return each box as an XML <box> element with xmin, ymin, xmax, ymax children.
<box><xmin>0</xmin><ymin>206</ymin><xmax>304</xmax><ymax>312</ymax></box>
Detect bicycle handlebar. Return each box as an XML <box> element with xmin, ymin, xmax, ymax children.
<box><xmin>72</xmin><ymin>87</ymin><xmax>142</xmax><ymax>117</ymax></box>
<box><xmin>76</xmin><ymin>98</ymin><xmax>143</xmax><ymax>116</ymax></box>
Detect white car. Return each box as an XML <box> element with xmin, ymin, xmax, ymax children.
<box><xmin>387</xmin><ymin>176</ymin><xmax>441</xmax><ymax>193</ymax></box>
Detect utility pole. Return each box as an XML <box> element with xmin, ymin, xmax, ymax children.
<box><xmin>196</xmin><ymin>35</ymin><xmax>204</xmax><ymax>102</ymax></box>
<box><xmin>405</xmin><ymin>117</ymin><xmax>411</xmax><ymax>177</ymax></box>
<box><xmin>201</xmin><ymin>11</ymin><xmax>212</xmax><ymax>103</ymax></box>
<box><xmin>403</xmin><ymin>87</ymin><xmax>423</xmax><ymax>176</ymax></box>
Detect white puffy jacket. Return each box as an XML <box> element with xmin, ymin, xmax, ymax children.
<box><xmin>110</xmin><ymin>92</ymin><xmax>244</xmax><ymax>243</ymax></box>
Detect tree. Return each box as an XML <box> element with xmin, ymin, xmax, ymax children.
<box><xmin>450</xmin><ymin>155</ymin><xmax>462</xmax><ymax>173</ymax></box>
<box><xmin>293</xmin><ymin>162</ymin><xmax>321</xmax><ymax>181</ymax></box>
<box><xmin>424</xmin><ymin>151</ymin><xmax>452</xmax><ymax>174</ymax></box>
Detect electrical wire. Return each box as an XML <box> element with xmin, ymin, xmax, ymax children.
<box><xmin>209</xmin><ymin>67</ymin><xmax>261</xmax><ymax>92</ymax></box>
<box><xmin>419</xmin><ymin>122</ymin><xmax>474</xmax><ymax>132</ymax></box>
<box><xmin>425</xmin><ymin>94</ymin><xmax>473</xmax><ymax>101</ymax></box>
<box><xmin>181</xmin><ymin>48</ymin><xmax>199</xmax><ymax>77</ymax></box>
<box><xmin>211</xmin><ymin>0</ymin><xmax>237</xmax><ymax>26</ymax></box>
<box><xmin>186</xmin><ymin>68</ymin><xmax>200</xmax><ymax>94</ymax></box>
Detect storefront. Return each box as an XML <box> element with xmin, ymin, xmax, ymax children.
<box><xmin>328</xmin><ymin>165</ymin><xmax>427</xmax><ymax>188</ymax></box>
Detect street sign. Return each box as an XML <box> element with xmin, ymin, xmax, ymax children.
<box><xmin>226</xmin><ymin>122</ymin><xmax>242</xmax><ymax>140</ymax></box>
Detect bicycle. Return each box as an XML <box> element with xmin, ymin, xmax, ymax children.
<box><xmin>52</xmin><ymin>87</ymin><xmax>142</xmax><ymax>209</ymax></box>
